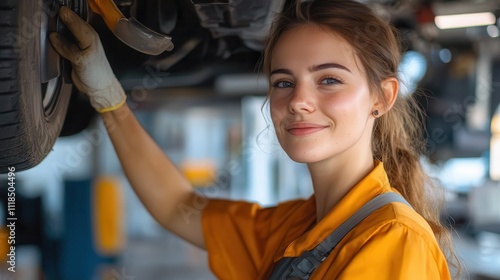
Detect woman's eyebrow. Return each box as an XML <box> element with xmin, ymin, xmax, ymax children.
<box><xmin>309</xmin><ymin>63</ymin><xmax>351</xmax><ymax>73</ymax></box>
<box><xmin>270</xmin><ymin>68</ymin><xmax>292</xmax><ymax>76</ymax></box>
<box><xmin>270</xmin><ymin>62</ymin><xmax>351</xmax><ymax>77</ymax></box>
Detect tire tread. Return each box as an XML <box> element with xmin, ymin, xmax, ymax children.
<box><xmin>0</xmin><ymin>9</ymin><xmax>17</xmax><ymax>27</ymax></box>
<box><xmin>0</xmin><ymin>47</ymin><xmax>16</xmax><ymax>59</ymax></box>
<box><xmin>0</xmin><ymin>65</ymin><xmax>17</xmax><ymax>80</ymax></box>
<box><xmin>0</xmin><ymin>27</ymin><xmax>18</xmax><ymax>47</ymax></box>
<box><xmin>0</xmin><ymin>0</ymin><xmax>17</xmax><ymax>9</ymax></box>
<box><xmin>0</xmin><ymin>122</ymin><xmax>21</xmax><ymax>140</ymax></box>
<box><xmin>0</xmin><ymin>110</ymin><xmax>19</xmax><ymax>125</ymax></box>
<box><xmin>0</xmin><ymin>92</ymin><xmax>19</xmax><ymax>111</ymax></box>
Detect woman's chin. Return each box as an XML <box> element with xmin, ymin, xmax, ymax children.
<box><xmin>285</xmin><ymin>151</ymin><xmax>327</xmax><ymax>164</ymax></box>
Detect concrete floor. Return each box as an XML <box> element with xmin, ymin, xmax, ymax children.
<box><xmin>453</xmin><ymin>230</ymin><xmax>500</xmax><ymax>280</ymax></box>
<box><xmin>114</xmin><ymin>229</ymin><xmax>500</xmax><ymax>280</ymax></box>
<box><xmin>117</xmin><ymin>232</ymin><xmax>215</xmax><ymax>280</ymax></box>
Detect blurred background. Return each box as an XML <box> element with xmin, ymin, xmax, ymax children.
<box><xmin>1</xmin><ymin>0</ymin><xmax>500</xmax><ymax>279</ymax></box>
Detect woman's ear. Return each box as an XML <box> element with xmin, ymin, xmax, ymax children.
<box><xmin>374</xmin><ymin>77</ymin><xmax>398</xmax><ymax>116</ymax></box>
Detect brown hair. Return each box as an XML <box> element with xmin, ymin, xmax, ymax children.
<box><xmin>263</xmin><ymin>0</ymin><xmax>460</xmax><ymax>274</ymax></box>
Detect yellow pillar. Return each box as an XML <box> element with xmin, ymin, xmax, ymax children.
<box><xmin>92</xmin><ymin>175</ymin><xmax>125</xmax><ymax>256</ymax></box>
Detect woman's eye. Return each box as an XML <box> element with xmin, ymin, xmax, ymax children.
<box><xmin>321</xmin><ymin>77</ymin><xmax>342</xmax><ymax>85</ymax></box>
<box><xmin>273</xmin><ymin>80</ymin><xmax>294</xmax><ymax>88</ymax></box>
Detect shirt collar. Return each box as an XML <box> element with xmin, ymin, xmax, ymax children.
<box><xmin>273</xmin><ymin>161</ymin><xmax>392</xmax><ymax>262</ymax></box>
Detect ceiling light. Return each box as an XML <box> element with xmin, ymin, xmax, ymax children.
<box><xmin>487</xmin><ymin>25</ymin><xmax>500</xmax><ymax>38</ymax></box>
<box><xmin>435</xmin><ymin>12</ymin><xmax>496</xmax><ymax>30</ymax></box>
<box><xmin>439</xmin><ymin>49</ymin><xmax>452</xmax><ymax>64</ymax></box>
<box><xmin>398</xmin><ymin>51</ymin><xmax>427</xmax><ymax>96</ymax></box>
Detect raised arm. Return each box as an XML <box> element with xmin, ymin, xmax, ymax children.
<box><xmin>49</xmin><ymin>6</ymin><xmax>207</xmax><ymax>248</ymax></box>
<box><xmin>100</xmin><ymin>105</ymin><xmax>206</xmax><ymax>248</ymax></box>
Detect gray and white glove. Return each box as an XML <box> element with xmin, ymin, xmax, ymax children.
<box><xmin>49</xmin><ymin>6</ymin><xmax>126</xmax><ymax>113</ymax></box>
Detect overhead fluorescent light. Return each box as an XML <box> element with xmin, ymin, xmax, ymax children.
<box><xmin>435</xmin><ymin>12</ymin><xmax>496</xmax><ymax>29</ymax></box>
<box><xmin>215</xmin><ymin>74</ymin><xmax>268</xmax><ymax>95</ymax></box>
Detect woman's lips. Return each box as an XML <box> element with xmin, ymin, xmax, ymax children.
<box><xmin>286</xmin><ymin>123</ymin><xmax>328</xmax><ymax>136</ymax></box>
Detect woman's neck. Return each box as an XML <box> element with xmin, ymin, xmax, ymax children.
<box><xmin>308</xmin><ymin>150</ymin><xmax>375</xmax><ymax>222</ymax></box>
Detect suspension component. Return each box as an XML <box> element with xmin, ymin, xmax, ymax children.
<box><xmin>88</xmin><ymin>0</ymin><xmax>174</xmax><ymax>55</ymax></box>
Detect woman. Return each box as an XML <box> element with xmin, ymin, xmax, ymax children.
<box><xmin>50</xmin><ymin>0</ymin><xmax>458</xmax><ymax>279</ymax></box>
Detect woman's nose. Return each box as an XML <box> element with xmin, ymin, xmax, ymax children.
<box><xmin>288</xmin><ymin>84</ymin><xmax>316</xmax><ymax>114</ymax></box>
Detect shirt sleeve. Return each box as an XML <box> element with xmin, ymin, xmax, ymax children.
<box><xmin>330</xmin><ymin>221</ymin><xmax>451</xmax><ymax>280</ymax></box>
<box><xmin>201</xmin><ymin>199</ymin><xmax>278</xmax><ymax>280</ymax></box>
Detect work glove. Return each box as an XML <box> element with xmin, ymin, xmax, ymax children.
<box><xmin>49</xmin><ymin>6</ymin><xmax>126</xmax><ymax>113</ymax></box>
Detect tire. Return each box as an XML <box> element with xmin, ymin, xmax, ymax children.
<box><xmin>0</xmin><ymin>0</ymin><xmax>77</xmax><ymax>173</ymax></box>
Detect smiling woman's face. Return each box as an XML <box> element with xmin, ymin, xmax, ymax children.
<box><xmin>269</xmin><ymin>24</ymin><xmax>377</xmax><ymax>164</ymax></box>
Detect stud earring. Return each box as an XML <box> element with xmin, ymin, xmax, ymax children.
<box><xmin>373</xmin><ymin>110</ymin><xmax>379</xmax><ymax>117</ymax></box>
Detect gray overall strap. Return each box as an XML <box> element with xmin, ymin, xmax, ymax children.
<box><xmin>269</xmin><ymin>192</ymin><xmax>412</xmax><ymax>280</ymax></box>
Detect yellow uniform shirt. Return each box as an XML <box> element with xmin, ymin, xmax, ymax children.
<box><xmin>202</xmin><ymin>162</ymin><xmax>451</xmax><ymax>279</ymax></box>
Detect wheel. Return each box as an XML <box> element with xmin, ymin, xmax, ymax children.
<box><xmin>0</xmin><ymin>0</ymin><xmax>88</xmax><ymax>173</ymax></box>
